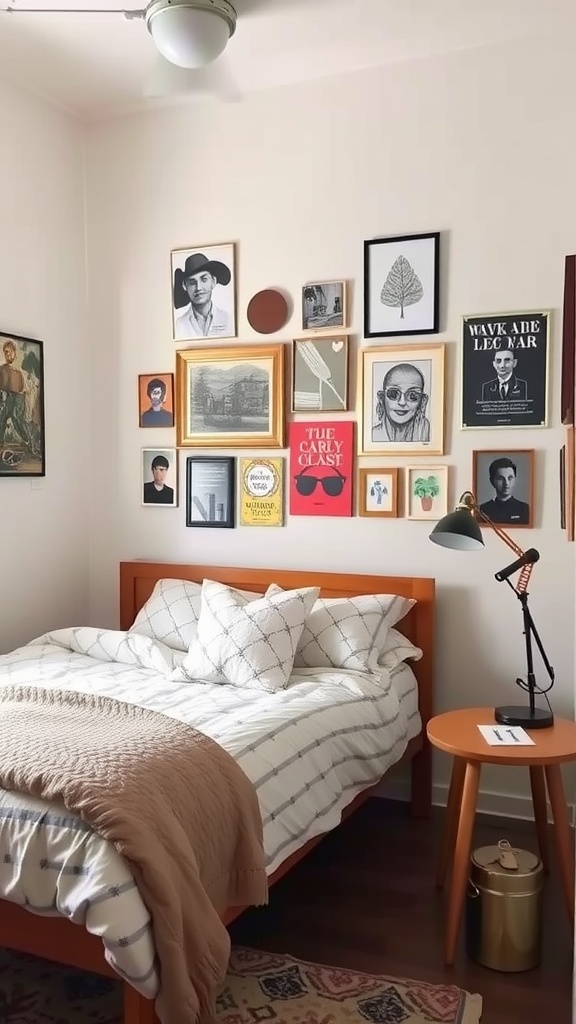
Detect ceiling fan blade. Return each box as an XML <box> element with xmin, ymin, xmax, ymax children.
<box><xmin>144</xmin><ymin>51</ymin><xmax>241</xmax><ymax>101</ymax></box>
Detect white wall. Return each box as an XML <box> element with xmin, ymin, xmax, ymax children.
<box><xmin>84</xmin><ymin>33</ymin><xmax>576</xmax><ymax>816</ymax></box>
<box><xmin>0</xmin><ymin>81</ymin><xmax>89</xmax><ymax>653</ymax></box>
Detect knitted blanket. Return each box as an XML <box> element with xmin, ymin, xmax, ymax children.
<box><xmin>0</xmin><ymin>684</ymin><xmax>268</xmax><ymax>1024</ymax></box>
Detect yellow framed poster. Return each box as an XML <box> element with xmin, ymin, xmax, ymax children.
<box><xmin>240</xmin><ymin>458</ymin><xmax>284</xmax><ymax>527</ymax></box>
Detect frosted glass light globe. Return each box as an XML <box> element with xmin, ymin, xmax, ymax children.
<box><xmin>147</xmin><ymin>5</ymin><xmax>232</xmax><ymax>69</ymax></box>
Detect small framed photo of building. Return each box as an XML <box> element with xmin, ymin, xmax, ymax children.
<box><xmin>292</xmin><ymin>336</ymin><xmax>349</xmax><ymax>412</ymax></box>
<box><xmin>142</xmin><ymin>448</ymin><xmax>177</xmax><ymax>507</ymax></box>
<box><xmin>302</xmin><ymin>280</ymin><xmax>347</xmax><ymax>332</ymax></box>
<box><xmin>358</xmin><ymin>468</ymin><xmax>399</xmax><ymax>517</ymax></box>
<box><xmin>406</xmin><ymin>466</ymin><xmax>448</xmax><ymax>521</ymax></box>
<box><xmin>186</xmin><ymin>456</ymin><xmax>235</xmax><ymax>528</ymax></box>
<box><xmin>138</xmin><ymin>372</ymin><xmax>174</xmax><ymax>428</ymax></box>
<box><xmin>171</xmin><ymin>242</ymin><xmax>236</xmax><ymax>342</ymax></box>
<box><xmin>473</xmin><ymin>449</ymin><xmax>534</xmax><ymax>528</ymax></box>
<box><xmin>364</xmin><ymin>232</ymin><xmax>440</xmax><ymax>338</ymax></box>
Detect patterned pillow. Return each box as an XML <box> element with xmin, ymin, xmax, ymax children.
<box><xmin>173</xmin><ymin>580</ymin><xmax>320</xmax><ymax>691</ymax></box>
<box><xmin>129</xmin><ymin>578</ymin><xmax>263</xmax><ymax>652</ymax></box>
<box><xmin>267</xmin><ymin>584</ymin><xmax>415</xmax><ymax>673</ymax></box>
<box><xmin>377</xmin><ymin>627</ymin><xmax>423</xmax><ymax>672</ymax></box>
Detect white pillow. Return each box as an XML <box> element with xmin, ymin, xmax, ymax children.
<box><xmin>377</xmin><ymin>627</ymin><xmax>423</xmax><ymax>672</ymax></box>
<box><xmin>267</xmin><ymin>584</ymin><xmax>415</xmax><ymax>673</ymax></box>
<box><xmin>129</xmin><ymin>577</ymin><xmax>263</xmax><ymax>652</ymax></box>
<box><xmin>173</xmin><ymin>580</ymin><xmax>320</xmax><ymax>692</ymax></box>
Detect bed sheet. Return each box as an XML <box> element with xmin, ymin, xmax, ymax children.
<box><xmin>0</xmin><ymin>629</ymin><xmax>421</xmax><ymax>997</ymax></box>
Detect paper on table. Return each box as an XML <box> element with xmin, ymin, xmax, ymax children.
<box><xmin>477</xmin><ymin>725</ymin><xmax>535</xmax><ymax>746</ymax></box>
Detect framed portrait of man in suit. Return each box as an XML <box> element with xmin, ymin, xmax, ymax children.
<box><xmin>461</xmin><ymin>310</ymin><xmax>550</xmax><ymax>429</ymax></box>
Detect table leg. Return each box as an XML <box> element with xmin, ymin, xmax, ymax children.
<box><xmin>544</xmin><ymin>763</ymin><xmax>575</xmax><ymax>924</ymax></box>
<box><xmin>436</xmin><ymin>756</ymin><xmax>466</xmax><ymax>889</ymax></box>
<box><xmin>445</xmin><ymin>759</ymin><xmax>480</xmax><ymax>967</ymax></box>
<box><xmin>529</xmin><ymin>765</ymin><xmax>550</xmax><ymax>873</ymax></box>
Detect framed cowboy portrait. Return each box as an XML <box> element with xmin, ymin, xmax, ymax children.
<box><xmin>358</xmin><ymin>343</ymin><xmax>445</xmax><ymax>456</ymax></box>
<box><xmin>170</xmin><ymin>242</ymin><xmax>236</xmax><ymax>342</ymax></box>
<box><xmin>0</xmin><ymin>331</ymin><xmax>45</xmax><ymax>477</ymax></box>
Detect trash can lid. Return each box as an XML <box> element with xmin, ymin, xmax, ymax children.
<box><xmin>470</xmin><ymin>840</ymin><xmax>543</xmax><ymax>895</ymax></box>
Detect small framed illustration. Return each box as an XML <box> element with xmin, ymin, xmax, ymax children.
<box><xmin>0</xmin><ymin>331</ymin><xmax>45</xmax><ymax>477</ymax></box>
<box><xmin>461</xmin><ymin>311</ymin><xmax>550</xmax><ymax>429</ymax></box>
<box><xmin>141</xmin><ymin>448</ymin><xmax>177</xmax><ymax>507</ymax></box>
<box><xmin>176</xmin><ymin>344</ymin><xmax>285</xmax><ymax>449</ymax></box>
<box><xmin>364</xmin><ymin>232</ymin><xmax>440</xmax><ymax>338</ymax></box>
<box><xmin>302</xmin><ymin>280</ymin><xmax>347</xmax><ymax>331</ymax></box>
<box><xmin>358</xmin><ymin>343</ymin><xmax>445</xmax><ymax>456</ymax></box>
<box><xmin>472</xmin><ymin>449</ymin><xmax>534</xmax><ymax>528</ymax></box>
<box><xmin>240</xmin><ymin>457</ymin><xmax>284</xmax><ymax>527</ymax></box>
<box><xmin>292</xmin><ymin>336</ymin><xmax>349</xmax><ymax>412</ymax></box>
<box><xmin>171</xmin><ymin>242</ymin><xmax>236</xmax><ymax>342</ymax></box>
<box><xmin>138</xmin><ymin>373</ymin><xmax>174</xmax><ymax>428</ymax></box>
<box><xmin>358</xmin><ymin>468</ymin><xmax>399</xmax><ymax>518</ymax></box>
<box><xmin>406</xmin><ymin>466</ymin><xmax>448</xmax><ymax>521</ymax></box>
<box><xmin>186</xmin><ymin>456</ymin><xmax>235</xmax><ymax>528</ymax></box>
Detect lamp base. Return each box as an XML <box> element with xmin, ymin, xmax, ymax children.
<box><xmin>494</xmin><ymin>704</ymin><xmax>554</xmax><ymax>729</ymax></box>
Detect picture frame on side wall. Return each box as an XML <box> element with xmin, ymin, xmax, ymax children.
<box><xmin>138</xmin><ymin>372</ymin><xmax>174</xmax><ymax>427</ymax></box>
<box><xmin>292</xmin><ymin>336</ymin><xmax>349</xmax><ymax>412</ymax></box>
<box><xmin>358</xmin><ymin>468</ymin><xmax>399</xmax><ymax>517</ymax></box>
<box><xmin>358</xmin><ymin>343</ymin><xmax>445</xmax><ymax>456</ymax></box>
<box><xmin>364</xmin><ymin>232</ymin><xmax>440</xmax><ymax>338</ymax></box>
<box><xmin>405</xmin><ymin>466</ymin><xmax>448</xmax><ymax>521</ymax></box>
<box><xmin>473</xmin><ymin>449</ymin><xmax>534</xmax><ymax>528</ymax></box>
<box><xmin>186</xmin><ymin>456</ymin><xmax>235</xmax><ymax>528</ymax></box>
<box><xmin>0</xmin><ymin>330</ymin><xmax>45</xmax><ymax>477</ymax></box>
<box><xmin>176</xmin><ymin>344</ymin><xmax>285</xmax><ymax>448</ymax></box>
<box><xmin>171</xmin><ymin>242</ymin><xmax>236</xmax><ymax>342</ymax></box>
<box><xmin>141</xmin><ymin>448</ymin><xmax>177</xmax><ymax>507</ymax></box>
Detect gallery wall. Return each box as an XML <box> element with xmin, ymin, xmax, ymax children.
<box><xmin>0</xmin><ymin>79</ymin><xmax>89</xmax><ymax>653</ymax></box>
<box><xmin>84</xmin><ymin>32</ymin><xmax>576</xmax><ymax>815</ymax></box>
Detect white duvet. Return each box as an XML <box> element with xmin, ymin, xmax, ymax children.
<box><xmin>0</xmin><ymin>627</ymin><xmax>421</xmax><ymax>998</ymax></box>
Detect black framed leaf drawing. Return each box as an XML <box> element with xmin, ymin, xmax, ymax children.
<box><xmin>364</xmin><ymin>232</ymin><xmax>440</xmax><ymax>338</ymax></box>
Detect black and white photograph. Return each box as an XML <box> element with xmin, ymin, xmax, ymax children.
<box><xmin>292</xmin><ymin>336</ymin><xmax>349</xmax><ymax>411</ymax></box>
<box><xmin>301</xmin><ymin>280</ymin><xmax>347</xmax><ymax>331</ymax></box>
<box><xmin>186</xmin><ymin>456</ymin><xmax>235</xmax><ymax>528</ymax></box>
<box><xmin>473</xmin><ymin>449</ymin><xmax>534</xmax><ymax>528</ymax></box>
<box><xmin>141</xmin><ymin>448</ymin><xmax>177</xmax><ymax>507</ymax></box>
<box><xmin>363</xmin><ymin>232</ymin><xmax>440</xmax><ymax>338</ymax></box>
<box><xmin>358</xmin><ymin>343</ymin><xmax>445</xmax><ymax>456</ymax></box>
<box><xmin>171</xmin><ymin>242</ymin><xmax>236</xmax><ymax>342</ymax></box>
<box><xmin>461</xmin><ymin>311</ymin><xmax>549</xmax><ymax>429</ymax></box>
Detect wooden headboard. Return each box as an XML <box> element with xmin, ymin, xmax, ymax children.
<box><xmin>119</xmin><ymin>560</ymin><xmax>435</xmax><ymax>739</ymax></box>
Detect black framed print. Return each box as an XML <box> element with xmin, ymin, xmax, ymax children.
<box><xmin>186</xmin><ymin>456</ymin><xmax>235</xmax><ymax>528</ymax></box>
<box><xmin>461</xmin><ymin>311</ymin><xmax>550</xmax><ymax>429</ymax></box>
<box><xmin>0</xmin><ymin>331</ymin><xmax>45</xmax><ymax>477</ymax></box>
<box><xmin>363</xmin><ymin>232</ymin><xmax>440</xmax><ymax>338</ymax></box>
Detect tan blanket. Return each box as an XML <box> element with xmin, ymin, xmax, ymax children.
<box><xmin>0</xmin><ymin>685</ymin><xmax>268</xmax><ymax>1024</ymax></box>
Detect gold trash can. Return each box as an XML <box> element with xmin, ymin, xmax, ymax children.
<box><xmin>466</xmin><ymin>840</ymin><xmax>544</xmax><ymax>972</ymax></box>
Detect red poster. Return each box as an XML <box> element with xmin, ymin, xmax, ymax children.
<box><xmin>289</xmin><ymin>421</ymin><xmax>354</xmax><ymax>517</ymax></box>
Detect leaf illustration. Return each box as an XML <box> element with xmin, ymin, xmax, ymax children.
<box><xmin>380</xmin><ymin>256</ymin><xmax>424</xmax><ymax>319</ymax></box>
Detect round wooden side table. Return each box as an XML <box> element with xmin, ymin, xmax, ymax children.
<box><xmin>427</xmin><ymin>707</ymin><xmax>576</xmax><ymax>965</ymax></box>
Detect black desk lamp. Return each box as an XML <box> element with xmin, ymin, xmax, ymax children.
<box><xmin>429</xmin><ymin>491</ymin><xmax>555</xmax><ymax>729</ymax></box>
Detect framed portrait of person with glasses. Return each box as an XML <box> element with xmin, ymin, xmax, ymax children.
<box><xmin>358</xmin><ymin>343</ymin><xmax>445</xmax><ymax>456</ymax></box>
<box><xmin>289</xmin><ymin>420</ymin><xmax>354</xmax><ymax>517</ymax></box>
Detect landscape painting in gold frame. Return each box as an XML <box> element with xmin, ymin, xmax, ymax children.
<box><xmin>176</xmin><ymin>344</ymin><xmax>285</xmax><ymax>449</ymax></box>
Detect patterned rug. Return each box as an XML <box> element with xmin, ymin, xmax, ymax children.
<box><xmin>0</xmin><ymin>945</ymin><xmax>482</xmax><ymax>1024</ymax></box>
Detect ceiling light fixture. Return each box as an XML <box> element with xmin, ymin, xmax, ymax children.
<box><xmin>145</xmin><ymin>0</ymin><xmax>236</xmax><ymax>69</ymax></box>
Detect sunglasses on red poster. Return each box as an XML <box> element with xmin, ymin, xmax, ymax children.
<box><xmin>293</xmin><ymin>467</ymin><xmax>347</xmax><ymax>497</ymax></box>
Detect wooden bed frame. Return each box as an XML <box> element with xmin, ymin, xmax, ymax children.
<box><xmin>0</xmin><ymin>561</ymin><xmax>435</xmax><ymax>1024</ymax></box>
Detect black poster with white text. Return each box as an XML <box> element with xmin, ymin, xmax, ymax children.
<box><xmin>461</xmin><ymin>311</ymin><xmax>549</xmax><ymax>428</ymax></box>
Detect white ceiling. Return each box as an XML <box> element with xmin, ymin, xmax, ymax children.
<box><xmin>0</xmin><ymin>0</ymin><xmax>573</xmax><ymax>121</ymax></box>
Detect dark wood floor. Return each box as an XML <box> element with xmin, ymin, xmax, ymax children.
<box><xmin>229</xmin><ymin>799</ymin><xmax>573</xmax><ymax>1024</ymax></box>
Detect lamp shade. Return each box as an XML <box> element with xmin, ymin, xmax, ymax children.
<box><xmin>147</xmin><ymin>5</ymin><xmax>232</xmax><ymax>69</ymax></box>
<box><xmin>429</xmin><ymin>508</ymin><xmax>485</xmax><ymax>551</ymax></box>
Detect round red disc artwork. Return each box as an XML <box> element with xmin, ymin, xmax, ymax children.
<box><xmin>247</xmin><ymin>289</ymin><xmax>289</xmax><ymax>334</ymax></box>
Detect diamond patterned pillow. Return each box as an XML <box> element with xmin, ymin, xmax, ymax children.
<box><xmin>266</xmin><ymin>584</ymin><xmax>415</xmax><ymax>673</ymax></box>
<box><xmin>377</xmin><ymin>627</ymin><xmax>423</xmax><ymax>672</ymax></box>
<box><xmin>129</xmin><ymin>578</ymin><xmax>263</xmax><ymax>652</ymax></box>
<box><xmin>173</xmin><ymin>580</ymin><xmax>320</xmax><ymax>691</ymax></box>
